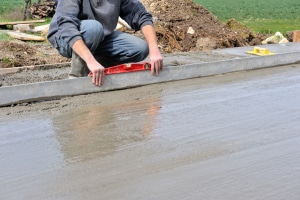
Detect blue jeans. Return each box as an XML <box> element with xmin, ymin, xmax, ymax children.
<box><xmin>55</xmin><ymin>19</ymin><xmax>149</xmax><ymax>68</ymax></box>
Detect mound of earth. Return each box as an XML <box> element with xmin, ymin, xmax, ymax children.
<box><xmin>0</xmin><ymin>40</ymin><xmax>70</xmax><ymax>68</ymax></box>
<box><xmin>140</xmin><ymin>0</ymin><xmax>265</xmax><ymax>52</ymax></box>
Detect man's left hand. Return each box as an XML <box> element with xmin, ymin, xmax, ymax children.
<box><xmin>141</xmin><ymin>25</ymin><xmax>163</xmax><ymax>76</ymax></box>
<box><xmin>150</xmin><ymin>48</ymin><xmax>163</xmax><ymax>76</ymax></box>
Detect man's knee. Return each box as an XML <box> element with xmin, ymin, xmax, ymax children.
<box><xmin>80</xmin><ymin>20</ymin><xmax>104</xmax><ymax>51</ymax></box>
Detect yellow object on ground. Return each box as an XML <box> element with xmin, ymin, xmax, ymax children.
<box><xmin>246</xmin><ymin>47</ymin><xmax>275</xmax><ymax>56</ymax></box>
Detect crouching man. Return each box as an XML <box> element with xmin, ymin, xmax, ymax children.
<box><xmin>47</xmin><ymin>0</ymin><xmax>163</xmax><ymax>86</ymax></box>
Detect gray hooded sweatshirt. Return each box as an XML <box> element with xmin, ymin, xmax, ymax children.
<box><xmin>47</xmin><ymin>0</ymin><xmax>153</xmax><ymax>50</ymax></box>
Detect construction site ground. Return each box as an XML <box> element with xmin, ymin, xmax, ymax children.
<box><xmin>1</xmin><ymin>0</ymin><xmax>300</xmax><ymax>199</ymax></box>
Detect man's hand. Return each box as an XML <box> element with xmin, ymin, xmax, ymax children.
<box><xmin>149</xmin><ymin>47</ymin><xmax>163</xmax><ymax>76</ymax></box>
<box><xmin>72</xmin><ymin>39</ymin><xmax>105</xmax><ymax>86</ymax></box>
<box><xmin>87</xmin><ymin>60</ymin><xmax>105</xmax><ymax>86</ymax></box>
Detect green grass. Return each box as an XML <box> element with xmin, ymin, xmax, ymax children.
<box><xmin>0</xmin><ymin>32</ymin><xmax>11</xmax><ymax>41</ymax></box>
<box><xmin>242</xmin><ymin>18</ymin><xmax>300</xmax><ymax>34</ymax></box>
<box><xmin>194</xmin><ymin>0</ymin><xmax>300</xmax><ymax>34</ymax></box>
<box><xmin>0</xmin><ymin>0</ymin><xmax>24</xmax><ymax>21</ymax></box>
<box><xmin>0</xmin><ymin>0</ymin><xmax>24</xmax><ymax>14</ymax></box>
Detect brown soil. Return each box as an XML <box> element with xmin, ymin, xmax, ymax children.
<box><xmin>0</xmin><ymin>40</ymin><xmax>70</xmax><ymax>68</ymax></box>
<box><xmin>140</xmin><ymin>0</ymin><xmax>266</xmax><ymax>52</ymax></box>
<box><xmin>0</xmin><ymin>0</ymin><xmax>267</xmax><ymax>68</ymax></box>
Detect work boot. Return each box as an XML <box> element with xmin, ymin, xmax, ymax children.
<box><xmin>69</xmin><ymin>51</ymin><xmax>90</xmax><ymax>78</ymax></box>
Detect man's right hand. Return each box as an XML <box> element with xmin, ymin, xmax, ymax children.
<box><xmin>72</xmin><ymin>39</ymin><xmax>105</xmax><ymax>86</ymax></box>
<box><xmin>87</xmin><ymin>60</ymin><xmax>105</xmax><ymax>86</ymax></box>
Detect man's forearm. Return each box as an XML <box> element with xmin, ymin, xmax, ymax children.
<box><xmin>141</xmin><ymin>24</ymin><xmax>163</xmax><ymax>75</ymax></box>
<box><xmin>141</xmin><ymin>25</ymin><xmax>160</xmax><ymax>53</ymax></box>
<box><xmin>72</xmin><ymin>39</ymin><xmax>96</xmax><ymax>64</ymax></box>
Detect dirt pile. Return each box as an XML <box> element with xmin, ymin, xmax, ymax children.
<box><xmin>140</xmin><ymin>0</ymin><xmax>265</xmax><ymax>52</ymax></box>
<box><xmin>0</xmin><ymin>40</ymin><xmax>70</xmax><ymax>68</ymax></box>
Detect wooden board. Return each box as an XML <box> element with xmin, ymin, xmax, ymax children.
<box><xmin>13</xmin><ymin>24</ymin><xmax>35</xmax><ymax>32</ymax></box>
<box><xmin>7</xmin><ymin>31</ymin><xmax>46</xmax><ymax>41</ymax></box>
<box><xmin>0</xmin><ymin>20</ymin><xmax>45</xmax><ymax>26</ymax></box>
<box><xmin>293</xmin><ymin>30</ymin><xmax>300</xmax><ymax>42</ymax></box>
<box><xmin>31</xmin><ymin>24</ymin><xmax>49</xmax><ymax>33</ymax></box>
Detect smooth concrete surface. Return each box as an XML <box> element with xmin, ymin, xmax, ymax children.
<box><xmin>1</xmin><ymin>64</ymin><xmax>300</xmax><ymax>200</ymax></box>
<box><xmin>1</xmin><ymin>43</ymin><xmax>300</xmax><ymax>106</ymax></box>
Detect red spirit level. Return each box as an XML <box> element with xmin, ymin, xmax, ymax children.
<box><xmin>88</xmin><ymin>62</ymin><xmax>151</xmax><ymax>76</ymax></box>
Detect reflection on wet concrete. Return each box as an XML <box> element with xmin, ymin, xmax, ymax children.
<box><xmin>53</xmin><ymin>99</ymin><xmax>161</xmax><ymax>163</ymax></box>
<box><xmin>1</xmin><ymin>65</ymin><xmax>300</xmax><ymax>199</ymax></box>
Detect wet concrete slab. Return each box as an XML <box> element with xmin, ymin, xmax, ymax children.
<box><xmin>1</xmin><ymin>64</ymin><xmax>300</xmax><ymax>199</ymax></box>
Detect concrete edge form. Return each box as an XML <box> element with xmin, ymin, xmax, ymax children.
<box><xmin>1</xmin><ymin>51</ymin><xmax>300</xmax><ymax>107</ymax></box>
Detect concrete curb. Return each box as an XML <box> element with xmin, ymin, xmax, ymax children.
<box><xmin>1</xmin><ymin>50</ymin><xmax>300</xmax><ymax>107</ymax></box>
